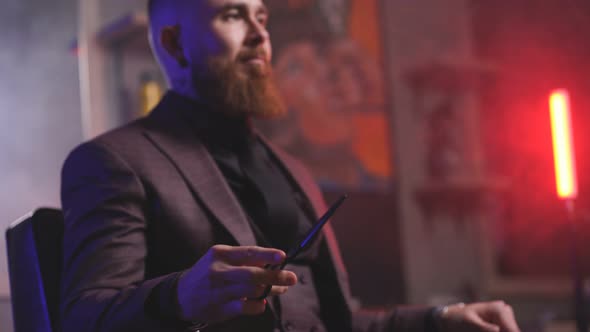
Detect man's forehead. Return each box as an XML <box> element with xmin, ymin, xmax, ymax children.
<box><xmin>193</xmin><ymin>0</ymin><xmax>267</xmax><ymax>11</ymax></box>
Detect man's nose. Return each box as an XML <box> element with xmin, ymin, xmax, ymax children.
<box><xmin>245</xmin><ymin>19</ymin><xmax>268</xmax><ymax>46</ymax></box>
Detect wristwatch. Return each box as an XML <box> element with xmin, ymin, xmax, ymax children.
<box><xmin>433</xmin><ymin>302</ymin><xmax>465</xmax><ymax>332</ymax></box>
<box><xmin>185</xmin><ymin>321</ymin><xmax>208</xmax><ymax>332</ymax></box>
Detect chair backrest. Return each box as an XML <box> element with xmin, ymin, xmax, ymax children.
<box><xmin>5</xmin><ymin>208</ymin><xmax>63</xmax><ymax>332</ymax></box>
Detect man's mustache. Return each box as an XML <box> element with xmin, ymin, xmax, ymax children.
<box><xmin>237</xmin><ymin>49</ymin><xmax>269</xmax><ymax>62</ymax></box>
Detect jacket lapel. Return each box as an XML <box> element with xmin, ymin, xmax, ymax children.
<box><xmin>258</xmin><ymin>135</ymin><xmax>355</xmax><ymax>309</ymax></box>
<box><xmin>142</xmin><ymin>95</ymin><xmax>257</xmax><ymax>247</ymax></box>
<box><xmin>257</xmin><ymin>134</ymin><xmax>324</xmax><ymax>219</ymax></box>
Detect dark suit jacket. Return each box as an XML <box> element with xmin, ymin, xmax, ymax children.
<box><xmin>60</xmin><ymin>92</ymin><xmax>431</xmax><ymax>332</ymax></box>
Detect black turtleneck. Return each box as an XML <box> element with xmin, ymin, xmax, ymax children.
<box><xmin>169</xmin><ymin>91</ymin><xmax>316</xmax><ymax>259</ymax></box>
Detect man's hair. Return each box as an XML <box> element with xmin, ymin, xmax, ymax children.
<box><xmin>147</xmin><ymin>0</ymin><xmax>180</xmax><ymax>24</ymax></box>
<box><xmin>147</xmin><ymin>0</ymin><xmax>158</xmax><ymax>15</ymax></box>
<box><xmin>148</xmin><ymin>0</ymin><xmax>182</xmax><ymax>36</ymax></box>
<box><xmin>147</xmin><ymin>0</ymin><xmax>157</xmax><ymax>18</ymax></box>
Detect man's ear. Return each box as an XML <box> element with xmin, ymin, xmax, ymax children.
<box><xmin>160</xmin><ymin>25</ymin><xmax>188</xmax><ymax>67</ymax></box>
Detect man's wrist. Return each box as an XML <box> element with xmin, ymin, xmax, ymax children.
<box><xmin>173</xmin><ymin>271</ymin><xmax>209</xmax><ymax>331</ymax></box>
<box><xmin>432</xmin><ymin>302</ymin><xmax>465</xmax><ymax>332</ymax></box>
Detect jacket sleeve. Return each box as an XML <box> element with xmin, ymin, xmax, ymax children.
<box><xmin>60</xmin><ymin>141</ymin><xmax>186</xmax><ymax>332</ymax></box>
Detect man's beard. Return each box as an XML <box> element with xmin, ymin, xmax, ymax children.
<box><xmin>191</xmin><ymin>56</ymin><xmax>287</xmax><ymax>119</ymax></box>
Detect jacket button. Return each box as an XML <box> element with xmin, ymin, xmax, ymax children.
<box><xmin>285</xmin><ymin>321</ymin><xmax>294</xmax><ymax>331</ymax></box>
<box><xmin>299</xmin><ymin>274</ymin><xmax>306</xmax><ymax>285</ymax></box>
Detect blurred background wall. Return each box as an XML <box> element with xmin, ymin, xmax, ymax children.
<box><xmin>0</xmin><ymin>0</ymin><xmax>81</xmax><ymax>330</ymax></box>
<box><xmin>2</xmin><ymin>0</ymin><xmax>590</xmax><ymax>331</ymax></box>
<box><xmin>475</xmin><ymin>0</ymin><xmax>590</xmax><ymax>279</ymax></box>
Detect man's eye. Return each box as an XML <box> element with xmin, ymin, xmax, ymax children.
<box><xmin>222</xmin><ymin>10</ymin><xmax>241</xmax><ymax>20</ymax></box>
<box><xmin>256</xmin><ymin>15</ymin><xmax>268</xmax><ymax>26</ymax></box>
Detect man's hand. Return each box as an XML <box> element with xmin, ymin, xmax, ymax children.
<box><xmin>176</xmin><ymin>245</ymin><xmax>297</xmax><ymax>324</ymax></box>
<box><xmin>438</xmin><ymin>301</ymin><xmax>521</xmax><ymax>332</ymax></box>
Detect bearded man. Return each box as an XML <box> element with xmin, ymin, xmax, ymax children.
<box><xmin>59</xmin><ymin>1</ymin><xmax>521</xmax><ymax>331</ymax></box>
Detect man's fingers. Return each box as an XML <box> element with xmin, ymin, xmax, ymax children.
<box><xmin>224</xmin><ymin>298</ymin><xmax>267</xmax><ymax>317</ymax></box>
<box><xmin>491</xmin><ymin>303</ymin><xmax>521</xmax><ymax>332</ymax></box>
<box><xmin>211</xmin><ymin>245</ymin><xmax>285</xmax><ymax>266</ymax></box>
<box><xmin>220</xmin><ymin>283</ymin><xmax>290</xmax><ymax>301</ymax></box>
<box><xmin>469</xmin><ymin>314</ymin><xmax>500</xmax><ymax>332</ymax></box>
<box><xmin>251</xmin><ymin>267</ymin><xmax>297</xmax><ymax>286</ymax></box>
<box><xmin>220</xmin><ymin>265</ymin><xmax>297</xmax><ymax>286</ymax></box>
<box><xmin>268</xmin><ymin>285</ymin><xmax>289</xmax><ymax>296</ymax></box>
<box><xmin>219</xmin><ymin>284</ymin><xmax>267</xmax><ymax>301</ymax></box>
<box><xmin>444</xmin><ymin>301</ymin><xmax>521</xmax><ymax>332</ymax></box>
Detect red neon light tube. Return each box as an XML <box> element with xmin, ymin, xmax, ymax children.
<box><xmin>549</xmin><ymin>89</ymin><xmax>578</xmax><ymax>199</ymax></box>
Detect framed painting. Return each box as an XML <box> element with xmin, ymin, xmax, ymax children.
<box><xmin>256</xmin><ymin>0</ymin><xmax>394</xmax><ymax>190</ymax></box>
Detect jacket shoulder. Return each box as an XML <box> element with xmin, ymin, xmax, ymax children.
<box><xmin>61</xmin><ymin>117</ymin><xmax>155</xmax><ymax>178</ymax></box>
<box><xmin>91</xmin><ymin>117</ymin><xmax>151</xmax><ymax>150</ymax></box>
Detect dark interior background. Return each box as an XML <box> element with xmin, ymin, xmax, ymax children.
<box><xmin>473</xmin><ymin>0</ymin><xmax>590</xmax><ymax>277</ymax></box>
